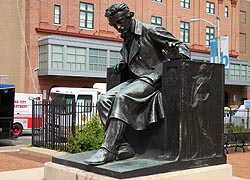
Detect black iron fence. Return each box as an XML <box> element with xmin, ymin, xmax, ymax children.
<box><xmin>31</xmin><ymin>100</ymin><xmax>97</xmax><ymax>151</ymax></box>
<box><xmin>32</xmin><ymin>101</ymin><xmax>250</xmax><ymax>152</ymax></box>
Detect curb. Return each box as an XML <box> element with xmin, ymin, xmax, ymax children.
<box><xmin>20</xmin><ymin>146</ymin><xmax>69</xmax><ymax>159</ymax></box>
<box><xmin>232</xmin><ymin>178</ymin><xmax>249</xmax><ymax>180</ymax></box>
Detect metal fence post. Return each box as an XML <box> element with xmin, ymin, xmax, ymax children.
<box><xmin>51</xmin><ymin>100</ymin><xmax>55</xmax><ymax>149</ymax></box>
<box><xmin>72</xmin><ymin>100</ymin><xmax>76</xmax><ymax>136</ymax></box>
<box><xmin>247</xmin><ymin>108</ymin><xmax>249</xmax><ymax>129</ymax></box>
<box><xmin>44</xmin><ymin>100</ymin><xmax>49</xmax><ymax>147</ymax></box>
<box><xmin>31</xmin><ymin>100</ymin><xmax>35</xmax><ymax>145</ymax></box>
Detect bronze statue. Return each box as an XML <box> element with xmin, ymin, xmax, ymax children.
<box><xmin>84</xmin><ymin>2</ymin><xmax>190</xmax><ymax>165</ymax></box>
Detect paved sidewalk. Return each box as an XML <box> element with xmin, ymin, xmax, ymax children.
<box><xmin>0</xmin><ymin>146</ymin><xmax>249</xmax><ymax>180</ymax></box>
<box><xmin>0</xmin><ymin>150</ymin><xmax>51</xmax><ymax>172</ymax></box>
<box><xmin>0</xmin><ymin>168</ymin><xmax>44</xmax><ymax>180</ymax></box>
<box><xmin>227</xmin><ymin>150</ymin><xmax>250</xmax><ymax>179</ymax></box>
<box><xmin>0</xmin><ymin>147</ymin><xmax>51</xmax><ymax>180</ymax></box>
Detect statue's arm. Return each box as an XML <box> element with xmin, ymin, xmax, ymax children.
<box><xmin>112</xmin><ymin>60</ymin><xmax>127</xmax><ymax>74</ymax></box>
<box><xmin>111</xmin><ymin>47</ymin><xmax>127</xmax><ymax>74</ymax></box>
<box><xmin>148</xmin><ymin>26</ymin><xmax>190</xmax><ymax>60</ymax></box>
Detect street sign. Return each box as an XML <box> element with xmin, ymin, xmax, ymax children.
<box><xmin>244</xmin><ymin>100</ymin><xmax>250</xmax><ymax>109</ymax></box>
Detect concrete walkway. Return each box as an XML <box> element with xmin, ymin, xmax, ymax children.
<box><xmin>0</xmin><ymin>146</ymin><xmax>248</xmax><ymax>180</ymax></box>
<box><xmin>0</xmin><ymin>168</ymin><xmax>44</xmax><ymax>180</ymax></box>
<box><xmin>227</xmin><ymin>150</ymin><xmax>250</xmax><ymax>179</ymax></box>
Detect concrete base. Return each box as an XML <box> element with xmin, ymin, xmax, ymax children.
<box><xmin>44</xmin><ymin>162</ymin><xmax>232</xmax><ymax>180</ymax></box>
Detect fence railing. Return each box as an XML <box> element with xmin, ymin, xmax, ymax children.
<box><xmin>32</xmin><ymin>102</ymin><xmax>250</xmax><ymax>152</ymax></box>
<box><xmin>32</xmin><ymin>100</ymin><xmax>97</xmax><ymax>151</ymax></box>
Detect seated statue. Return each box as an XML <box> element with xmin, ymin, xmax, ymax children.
<box><xmin>84</xmin><ymin>2</ymin><xmax>190</xmax><ymax>165</ymax></box>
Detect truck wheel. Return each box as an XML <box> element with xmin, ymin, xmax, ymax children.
<box><xmin>13</xmin><ymin>123</ymin><xmax>23</xmax><ymax>136</ymax></box>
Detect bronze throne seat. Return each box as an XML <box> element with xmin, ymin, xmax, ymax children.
<box><xmin>106</xmin><ymin>59</ymin><xmax>226</xmax><ymax>167</ymax></box>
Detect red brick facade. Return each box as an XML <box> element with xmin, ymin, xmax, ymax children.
<box><xmin>2</xmin><ymin>0</ymin><xmax>250</xmax><ymax>107</ymax></box>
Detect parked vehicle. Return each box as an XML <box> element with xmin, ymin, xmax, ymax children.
<box><xmin>92</xmin><ymin>83</ymin><xmax>106</xmax><ymax>94</ymax></box>
<box><xmin>49</xmin><ymin>86</ymin><xmax>105</xmax><ymax>124</ymax></box>
<box><xmin>0</xmin><ymin>84</ymin><xmax>15</xmax><ymax>139</ymax></box>
<box><xmin>13</xmin><ymin>93</ymin><xmax>43</xmax><ymax>136</ymax></box>
<box><xmin>231</xmin><ymin>105</ymin><xmax>250</xmax><ymax>128</ymax></box>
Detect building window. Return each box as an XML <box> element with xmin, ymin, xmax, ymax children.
<box><xmin>180</xmin><ymin>21</ymin><xmax>190</xmax><ymax>43</ymax></box>
<box><xmin>54</xmin><ymin>5</ymin><xmax>61</xmax><ymax>24</ymax></box>
<box><xmin>230</xmin><ymin>64</ymin><xmax>240</xmax><ymax>81</ymax></box>
<box><xmin>206</xmin><ymin>1</ymin><xmax>215</xmax><ymax>14</ymax></box>
<box><xmin>39</xmin><ymin>45</ymin><xmax>48</xmax><ymax>69</ymax></box>
<box><xmin>180</xmin><ymin>0</ymin><xmax>190</xmax><ymax>9</ymax></box>
<box><xmin>224</xmin><ymin>68</ymin><xmax>229</xmax><ymax>80</ymax></box>
<box><xmin>248</xmin><ymin>66</ymin><xmax>250</xmax><ymax>81</ymax></box>
<box><xmin>110</xmin><ymin>51</ymin><xmax>122</xmax><ymax>66</ymax></box>
<box><xmin>206</xmin><ymin>26</ymin><xmax>215</xmax><ymax>46</ymax></box>
<box><xmin>89</xmin><ymin>49</ymin><xmax>107</xmax><ymax>71</ymax></box>
<box><xmin>240</xmin><ymin>11</ymin><xmax>246</xmax><ymax>24</ymax></box>
<box><xmin>51</xmin><ymin>45</ymin><xmax>63</xmax><ymax>69</ymax></box>
<box><xmin>240</xmin><ymin>33</ymin><xmax>246</xmax><ymax>53</ymax></box>
<box><xmin>225</xmin><ymin>6</ymin><xmax>229</xmax><ymax>18</ymax></box>
<box><xmin>241</xmin><ymin>65</ymin><xmax>247</xmax><ymax>81</ymax></box>
<box><xmin>80</xmin><ymin>2</ymin><xmax>94</xmax><ymax>29</ymax></box>
<box><xmin>151</xmin><ymin>16</ymin><xmax>162</xmax><ymax>26</ymax></box>
<box><xmin>66</xmin><ymin>47</ymin><xmax>86</xmax><ymax>70</ymax></box>
<box><xmin>152</xmin><ymin>0</ymin><xmax>162</xmax><ymax>2</ymax></box>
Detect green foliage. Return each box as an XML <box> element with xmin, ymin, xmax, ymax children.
<box><xmin>225</xmin><ymin>123</ymin><xmax>250</xmax><ymax>143</ymax></box>
<box><xmin>226</xmin><ymin>123</ymin><xmax>250</xmax><ymax>133</ymax></box>
<box><xmin>67</xmin><ymin>115</ymin><xmax>105</xmax><ymax>153</ymax></box>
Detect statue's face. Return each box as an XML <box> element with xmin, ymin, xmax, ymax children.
<box><xmin>108</xmin><ymin>11</ymin><xmax>131</xmax><ymax>34</ymax></box>
<box><xmin>199</xmin><ymin>64</ymin><xmax>208</xmax><ymax>75</ymax></box>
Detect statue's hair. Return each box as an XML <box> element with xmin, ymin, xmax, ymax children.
<box><xmin>105</xmin><ymin>2</ymin><xmax>134</xmax><ymax>18</ymax></box>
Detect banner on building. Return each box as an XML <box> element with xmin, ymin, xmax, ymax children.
<box><xmin>210</xmin><ymin>38</ymin><xmax>218</xmax><ymax>64</ymax></box>
<box><xmin>210</xmin><ymin>36</ymin><xmax>229</xmax><ymax>68</ymax></box>
<box><xmin>220</xmin><ymin>36</ymin><xmax>229</xmax><ymax>68</ymax></box>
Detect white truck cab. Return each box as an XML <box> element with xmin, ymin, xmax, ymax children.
<box><xmin>13</xmin><ymin>93</ymin><xmax>42</xmax><ymax>136</ymax></box>
<box><xmin>49</xmin><ymin>87</ymin><xmax>105</xmax><ymax>127</ymax></box>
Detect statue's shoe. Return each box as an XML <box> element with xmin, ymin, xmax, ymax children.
<box><xmin>84</xmin><ymin>148</ymin><xmax>116</xmax><ymax>165</ymax></box>
<box><xmin>117</xmin><ymin>145</ymin><xmax>135</xmax><ymax>160</ymax></box>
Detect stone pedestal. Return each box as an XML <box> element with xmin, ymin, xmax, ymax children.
<box><xmin>44</xmin><ymin>162</ymin><xmax>232</xmax><ymax>180</ymax></box>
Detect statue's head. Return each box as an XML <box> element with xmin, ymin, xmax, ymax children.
<box><xmin>199</xmin><ymin>64</ymin><xmax>209</xmax><ymax>76</ymax></box>
<box><xmin>105</xmin><ymin>2</ymin><xmax>134</xmax><ymax>34</ymax></box>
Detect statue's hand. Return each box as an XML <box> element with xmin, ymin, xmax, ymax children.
<box><xmin>191</xmin><ymin>101</ymin><xmax>199</xmax><ymax>109</ymax></box>
<box><xmin>165</xmin><ymin>42</ymin><xmax>182</xmax><ymax>60</ymax></box>
<box><xmin>113</xmin><ymin>62</ymin><xmax>126</xmax><ymax>74</ymax></box>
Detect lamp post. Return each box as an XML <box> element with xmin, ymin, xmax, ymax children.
<box><xmin>190</xmin><ymin>16</ymin><xmax>221</xmax><ymax>64</ymax></box>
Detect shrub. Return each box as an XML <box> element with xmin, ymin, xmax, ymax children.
<box><xmin>226</xmin><ymin>123</ymin><xmax>250</xmax><ymax>133</ymax></box>
<box><xmin>67</xmin><ymin>115</ymin><xmax>105</xmax><ymax>153</ymax></box>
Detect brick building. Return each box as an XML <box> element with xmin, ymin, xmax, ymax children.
<box><xmin>0</xmin><ymin>0</ymin><xmax>249</xmax><ymax>107</ymax></box>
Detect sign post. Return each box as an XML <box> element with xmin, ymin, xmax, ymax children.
<box><xmin>244</xmin><ymin>100</ymin><xmax>250</xmax><ymax>128</ymax></box>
